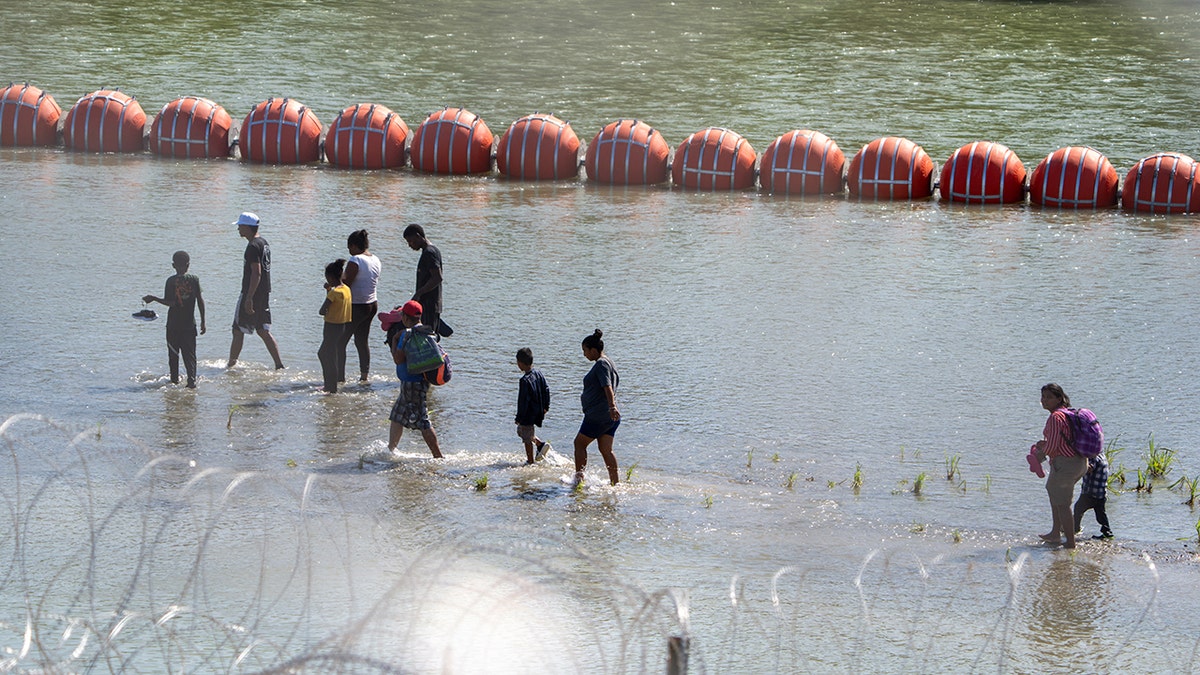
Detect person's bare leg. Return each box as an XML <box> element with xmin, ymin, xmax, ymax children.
<box><xmin>421</xmin><ymin>427</ymin><xmax>442</xmax><ymax>458</ymax></box>
<box><xmin>598</xmin><ymin>434</ymin><xmax>619</xmax><ymax>485</ymax></box>
<box><xmin>1040</xmin><ymin>498</ymin><xmax>1064</xmax><ymax>543</ymax></box>
<box><xmin>228</xmin><ymin>329</ymin><xmax>245</xmax><ymax>368</ymax></box>
<box><xmin>258</xmin><ymin>329</ymin><xmax>285</xmax><ymax>369</ymax></box>
<box><xmin>1056</xmin><ymin>503</ymin><xmax>1077</xmax><ymax>548</ymax></box>
<box><xmin>388</xmin><ymin>422</ymin><xmax>403</xmax><ymax>452</ymax></box>
<box><xmin>523</xmin><ymin>438</ymin><xmax>536</xmax><ymax>464</ymax></box>
<box><xmin>573</xmin><ymin>433</ymin><xmax>591</xmax><ymax>473</ymax></box>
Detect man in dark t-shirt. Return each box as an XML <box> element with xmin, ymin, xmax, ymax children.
<box><xmin>403</xmin><ymin>223</ymin><xmax>443</xmax><ymax>337</ymax></box>
<box><xmin>227</xmin><ymin>212</ymin><xmax>284</xmax><ymax>369</ymax></box>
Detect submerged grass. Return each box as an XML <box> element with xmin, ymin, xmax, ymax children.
<box><xmin>913</xmin><ymin>472</ymin><xmax>927</xmax><ymax>496</ymax></box>
<box><xmin>1169</xmin><ymin>475</ymin><xmax>1200</xmax><ymax>507</ymax></box>
<box><xmin>1144</xmin><ymin>434</ymin><xmax>1177</xmax><ymax>479</ymax></box>
<box><xmin>1135</xmin><ymin>468</ymin><xmax>1152</xmax><ymax>493</ymax></box>
<box><xmin>945</xmin><ymin>454</ymin><xmax>961</xmax><ymax>481</ymax></box>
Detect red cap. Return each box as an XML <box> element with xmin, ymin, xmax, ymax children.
<box><xmin>402</xmin><ymin>300</ymin><xmax>423</xmax><ymax>317</ymax></box>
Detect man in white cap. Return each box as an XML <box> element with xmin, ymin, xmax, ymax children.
<box><xmin>228</xmin><ymin>212</ymin><xmax>284</xmax><ymax>369</ymax></box>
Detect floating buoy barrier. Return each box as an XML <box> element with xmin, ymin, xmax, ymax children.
<box><xmin>585</xmin><ymin>119</ymin><xmax>670</xmax><ymax>185</ymax></box>
<box><xmin>939</xmin><ymin>141</ymin><xmax>1026</xmax><ymax>204</ymax></box>
<box><xmin>848</xmin><ymin>136</ymin><xmax>934</xmax><ymax>200</ymax></box>
<box><xmin>148</xmin><ymin>96</ymin><xmax>232</xmax><ymax>159</ymax></box>
<box><xmin>1121</xmin><ymin>153</ymin><xmax>1200</xmax><ymax>214</ymax></box>
<box><xmin>496</xmin><ymin>113</ymin><xmax>580</xmax><ymax>180</ymax></box>
<box><xmin>759</xmin><ymin>130</ymin><xmax>845</xmax><ymax>196</ymax></box>
<box><xmin>0</xmin><ymin>83</ymin><xmax>61</xmax><ymax>147</ymax></box>
<box><xmin>325</xmin><ymin>103</ymin><xmax>409</xmax><ymax>170</ymax></box>
<box><xmin>240</xmin><ymin>98</ymin><xmax>323</xmax><ymax>164</ymax></box>
<box><xmin>1029</xmin><ymin>146</ymin><xmax>1118</xmax><ymax>209</ymax></box>
<box><xmin>11</xmin><ymin>83</ymin><xmax>1200</xmax><ymax>214</ymax></box>
<box><xmin>671</xmin><ymin>127</ymin><xmax>757</xmax><ymax>191</ymax></box>
<box><xmin>410</xmin><ymin>107</ymin><xmax>493</xmax><ymax>175</ymax></box>
<box><xmin>63</xmin><ymin>89</ymin><xmax>145</xmax><ymax>153</ymax></box>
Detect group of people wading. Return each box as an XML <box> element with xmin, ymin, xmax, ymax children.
<box><xmin>141</xmin><ymin>214</ymin><xmax>623</xmax><ymax>486</ymax></box>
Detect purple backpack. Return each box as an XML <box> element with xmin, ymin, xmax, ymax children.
<box><xmin>1063</xmin><ymin>408</ymin><xmax>1104</xmax><ymax>458</ymax></box>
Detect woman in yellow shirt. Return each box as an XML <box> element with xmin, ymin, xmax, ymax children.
<box><xmin>318</xmin><ymin>259</ymin><xmax>353</xmax><ymax>393</ymax></box>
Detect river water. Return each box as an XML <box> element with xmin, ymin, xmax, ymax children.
<box><xmin>2</xmin><ymin>0</ymin><xmax>1200</xmax><ymax>672</ymax></box>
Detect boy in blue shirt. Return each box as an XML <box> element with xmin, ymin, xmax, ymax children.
<box><xmin>143</xmin><ymin>251</ymin><xmax>206</xmax><ymax>388</ymax></box>
<box><xmin>1073</xmin><ymin>454</ymin><xmax>1114</xmax><ymax>539</ymax></box>
<box><xmin>515</xmin><ymin>347</ymin><xmax>551</xmax><ymax>464</ymax></box>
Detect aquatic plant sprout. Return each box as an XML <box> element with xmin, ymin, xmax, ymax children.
<box><xmin>1144</xmin><ymin>434</ymin><xmax>1177</xmax><ymax>479</ymax></box>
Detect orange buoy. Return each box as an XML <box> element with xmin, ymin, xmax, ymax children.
<box><xmin>497</xmin><ymin>114</ymin><xmax>580</xmax><ymax>180</ymax></box>
<box><xmin>148</xmin><ymin>96</ymin><xmax>232</xmax><ymax>159</ymax></box>
<box><xmin>671</xmin><ymin>127</ymin><xmax>757</xmax><ymax>191</ymax></box>
<box><xmin>1121</xmin><ymin>153</ymin><xmax>1200</xmax><ymax>214</ymax></box>
<box><xmin>760</xmin><ymin>130</ymin><xmax>845</xmax><ymax>195</ymax></box>
<box><xmin>0</xmin><ymin>83</ymin><xmax>61</xmax><ymax>147</ymax></box>
<box><xmin>325</xmin><ymin>103</ymin><xmax>409</xmax><ymax>170</ymax></box>
<box><xmin>848</xmin><ymin>137</ymin><xmax>934</xmax><ymax>200</ymax></box>
<box><xmin>584</xmin><ymin>119</ymin><xmax>670</xmax><ymax>185</ymax></box>
<box><xmin>410</xmin><ymin>107</ymin><xmax>493</xmax><ymax>175</ymax></box>
<box><xmin>939</xmin><ymin>141</ymin><xmax>1026</xmax><ymax>204</ymax></box>
<box><xmin>1029</xmin><ymin>146</ymin><xmax>1118</xmax><ymax>208</ymax></box>
<box><xmin>239</xmin><ymin>98</ymin><xmax>323</xmax><ymax>164</ymax></box>
<box><xmin>63</xmin><ymin>89</ymin><xmax>146</xmax><ymax>153</ymax></box>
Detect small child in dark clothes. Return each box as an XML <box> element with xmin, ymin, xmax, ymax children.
<box><xmin>143</xmin><ymin>251</ymin><xmax>206</xmax><ymax>388</ymax></box>
<box><xmin>1074</xmin><ymin>453</ymin><xmax>1114</xmax><ymax>539</ymax></box>
<box><xmin>515</xmin><ymin>347</ymin><xmax>551</xmax><ymax>464</ymax></box>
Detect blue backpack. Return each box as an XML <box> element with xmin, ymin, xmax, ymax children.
<box><xmin>1063</xmin><ymin>408</ymin><xmax>1104</xmax><ymax>458</ymax></box>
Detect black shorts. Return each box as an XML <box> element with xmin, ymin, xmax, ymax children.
<box><xmin>233</xmin><ymin>293</ymin><xmax>272</xmax><ymax>334</ymax></box>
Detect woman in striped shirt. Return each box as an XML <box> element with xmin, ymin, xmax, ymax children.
<box><xmin>1034</xmin><ymin>383</ymin><xmax>1089</xmax><ymax>548</ymax></box>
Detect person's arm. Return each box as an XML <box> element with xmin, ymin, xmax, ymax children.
<box><xmin>319</xmin><ymin>288</ymin><xmax>331</xmax><ymax>316</ymax></box>
<box><xmin>1038</xmin><ymin>410</ymin><xmax>1071</xmax><ymax>458</ymax></box>
<box><xmin>603</xmin><ymin>386</ymin><xmax>619</xmax><ymax>421</ymax></box>
<box><xmin>342</xmin><ymin>260</ymin><xmax>359</xmax><ymax>286</ymax></box>
<box><xmin>196</xmin><ymin>288</ymin><xmax>206</xmax><ymax>335</ymax></box>
<box><xmin>516</xmin><ymin>378</ymin><xmax>529</xmax><ymax>424</ymax></box>
<box><xmin>391</xmin><ymin>332</ymin><xmax>408</xmax><ymax>366</ymax></box>
<box><xmin>412</xmin><ymin>263</ymin><xmax>442</xmax><ymax>300</ymax></box>
<box><xmin>244</xmin><ymin>262</ymin><xmax>261</xmax><ymax>313</ymax></box>
<box><xmin>142</xmin><ymin>279</ymin><xmax>173</xmax><ymax>306</ymax></box>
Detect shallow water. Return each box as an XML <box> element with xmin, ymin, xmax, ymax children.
<box><xmin>3</xmin><ymin>0</ymin><xmax>1200</xmax><ymax>672</ymax></box>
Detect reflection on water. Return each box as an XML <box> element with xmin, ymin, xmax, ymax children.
<box><xmin>2</xmin><ymin>416</ymin><xmax>1198</xmax><ymax>673</ymax></box>
<box><xmin>1026</xmin><ymin>555</ymin><xmax>1111</xmax><ymax>670</ymax></box>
